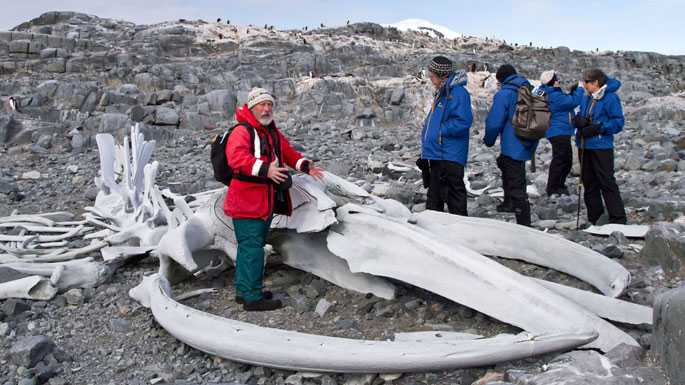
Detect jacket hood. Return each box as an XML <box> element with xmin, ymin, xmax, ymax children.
<box><xmin>448</xmin><ymin>70</ymin><xmax>468</xmax><ymax>88</ymax></box>
<box><xmin>235</xmin><ymin>104</ymin><xmax>269</xmax><ymax>131</ymax></box>
<box><xmin>502</xmin><ymin>74</ymin><xmax>530</xmax><ymax>89</ymax></box>
<box><xmin>605</xmin><ymin>78</ymin><xmax>621</xmax><ymax>94</ymax></box>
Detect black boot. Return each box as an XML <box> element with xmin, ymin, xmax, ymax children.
<box><xmin>496</xmin><ymin>202</ymin><xmax>515</xmax><ymax>213</ymax></box>
<box><xmin>236</xmin><ymin>290</ymin><xmax>273</xmax><ymax>305</ymax></box>
<box><xmin>243</xmin><ymin>298</ymin><xmax>283</xmax><ymax>311</ymax></box>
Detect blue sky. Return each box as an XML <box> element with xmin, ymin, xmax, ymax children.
<box><xmin>2</xmin><ymin>0</ymin><xmax>683</xmax><ymax>55</ymax></box>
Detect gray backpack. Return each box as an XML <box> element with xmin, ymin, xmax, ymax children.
<box><xmin>512</xmin><ymin>85</ymin><xmax>551</xmax><ymax>140</ymax></box>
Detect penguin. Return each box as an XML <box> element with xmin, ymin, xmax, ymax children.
<box><xmin>320</xmin><ymin>23</ymin><xmax>325</xmax><ymax>28</ymax></box>
<box><xmin>304</xmin><ymin>26</ymin><xmax>308</xmax><ymax>31</ymax></box>
<box><xmin>217</xmin><ymin>18</ymin><xmax>221</xmax><ymax>23</ymax></box>
<box><xmin>346</xmin><ymin>20</ymin><xmax>350</xmax><ymax>25</ymax></box>
<box><xmin>226</xmin><ymin>19</ymin><xmax>230</xmax><ymax>25</ymax></box>
<box><xmin>8</xmin><ymin>96</ymin><xmax>18</xmax><ymax>112</ymax></box>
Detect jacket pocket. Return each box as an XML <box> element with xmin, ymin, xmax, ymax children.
<box><xmin>227</xmin><ymin>180</ymin><xmax>269</xmax><ymax>218</ymax></box>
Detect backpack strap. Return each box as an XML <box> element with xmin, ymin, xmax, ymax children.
<box><xmin>231</xmin><ymin>123</ymin><xmax>271</xmax><ymax>185</ymax></box>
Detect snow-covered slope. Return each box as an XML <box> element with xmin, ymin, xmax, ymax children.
<box><xmin>384</xmin><ymin>19</ymin><xmax>462</xmax><ymax>39</ymax></box>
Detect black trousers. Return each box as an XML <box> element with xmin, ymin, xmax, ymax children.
<box><xmin>496</xmin><ymin>155</ymin><xmax>531</xmax><ymax>226</ymax></box>
<box><xmin>547</xmin><ymin>135</ymin><xmax>572</xmax><ymax>195</ymax></box>
<box><xmin>426</xmin><ymin>160</ymin><xmax>467</xmax><ymax>216</ymax></box>
<box><xmin>579</xmin><ymin>148</ymin><xmax>627</xmax><ymax>225</ymax></box>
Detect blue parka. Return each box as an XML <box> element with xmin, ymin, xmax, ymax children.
<box><xmin>538</xmin><ymin>85</ymin><xmax>584</xmax><ymax>138</ymax></box>
<box><xmin>483</xmin><ymin>74</ymin><xmax>537</xmax><ymax>161</ymax></box>
<box><xmin>421</xmin><ymin>71</ymin><xmax>473</xmax><ymax>166</ymax></box>
<box><xmin>575</xmin><ymin>78</ymin><xmax>624</xmax><ymax>150</ymax></box>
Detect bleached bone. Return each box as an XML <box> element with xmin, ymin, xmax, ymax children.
<box><xmin>176</xmin><ymin>288</ymin><xmax>217</xmax><ymax>301</ymax></box>
<box><xmin>0</xmin><ymin>225</ymin><xmax>86</xmax><ymax>243</ymax></box>
<box><xmin>0</xmin><ymin>224</ymin><xmax>94</xmax><ymax>233</ymax></box>
<box><xmin>394</xmin><ymin>331</ymin><xmax>484</xmax><ymax>342</ymax></box>
<box><xmin>464</xmin><ymin>175</ymin><xmax>491</xmax><ymax>196</ymax></box>
<box><xmin>2</xmin><ymin>258</ymin><xmax>113</xmax><ymax>289</ymax></box>
<box><xmin>130</xmin><ymin>273</ymin><xmax>597</xmax><ymax>373</ymax></box>
<box><xmin>320</xmin><ymin>171</ymin><xmax>370</xmax><ymax>199</ymax></box>
<box><xmin>269</xmin><ymin>231</ymin><xmax>396</xmax><ymax>299</ymax></box>
<box><xmin>0</xmin><ymin>275</ymin><xmax>57</xmax><ymax>300</ymax></box>
<box><xmin>23</xmin><ymin>241</ymin><xmax>109</xmax><ymax>263</ymax></box>
<box><xmin>0</xmin><ymin>215</ymin><xmax>55</xmax><ymax>226</ymax></box>
<box><xmin>532</xmin><ymin>278</ymin><xmax>652</xmax><ymax>325</ymax></box>
<box><xmin>326</xmin><ymin>204</ymin><xmax>638</xmax><ymax>352</ymax></box>
<box><xmin>101</xmin><ymin>246</ymin><xmax>156</xmax><ymax>262</ymax></box>
<box><xmin>410</xmin><ymin>210</ymin><xmax>630</xmax><ymax>298</ymax></box>
<box><xmin>584</xmin><ymin>224</ymin><xmax>650</xmax><ymax>238</ymax></box>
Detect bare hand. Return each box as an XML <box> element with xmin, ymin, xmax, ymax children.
<box><xmin>308</xmin><ymin>166</ymin><xmax>324</xmax><ymax>180</ymax></box>
<box><xmin>267</xmin><ymin>160</ymin><xmax>289</xmax><ymax>184</ymax></box>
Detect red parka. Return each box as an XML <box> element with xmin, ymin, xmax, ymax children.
<box><xmin>224</xmin><ymin>105</ymin><xmax>310</xmax><ymax>220</ymax></box>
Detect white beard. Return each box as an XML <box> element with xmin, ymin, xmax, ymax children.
<box><xmin>257</xmin><ymin>116</ymin><xmax>273</xmax><ymax>126</ymax></box>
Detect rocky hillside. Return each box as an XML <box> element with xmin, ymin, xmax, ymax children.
<box><xmin>1</xmin><ymin>11</ymin><xmax>685</xmax><ymax>385</ymax></box>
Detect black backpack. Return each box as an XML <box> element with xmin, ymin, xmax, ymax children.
<box><xmin>512</xmin><ymin>85</ymin><xmax>551</xmax><ymax>140</ymax></box>
<box><xmin>210</xmin><ymin>124</ymin><xmax>256</xmax><ymax>185</ymax></box>
<box><xmin>210</xmin><ymin>123</ymin><xmax>287</xmax><ymax>186</ymax></box>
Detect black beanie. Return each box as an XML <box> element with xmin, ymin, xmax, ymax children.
<box><xmin>428</xmin><ymin>56</ymin><xmax>453</xmax><ymax>78</ymax></box>
<box><xmin>496</xmin><ymin>64</ymin><xmax>517</xmax><ymax>83</ymax></box>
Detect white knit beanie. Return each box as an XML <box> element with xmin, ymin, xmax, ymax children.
<box><xmin>540</xmin><ymin>70</ymin><xmax>557</xmax><ymax>86</ymax></box>
<box><xmin>247</xmin><ymin>88</ymin><xmax>275</xmax><ymax>109</ymax></box>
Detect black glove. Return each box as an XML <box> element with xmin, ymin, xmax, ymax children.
<box><xmin>580</xmin><ymin>123</ymin><xmax>603</xmax><ymax>138</ymax></box>
<box><xmin>574</xmin><ymin>116</ymin><xmax>590</xmax><ymax>129</ymax></box>
<box><xmin>416</xmin><ymin>158</ymin><xmax>430</xmax><ymax>189</ymax></box>
<box><xmin>569</xmin><ymin>82</ymin><xmax>579</xmax><ymax>94</ymax></box>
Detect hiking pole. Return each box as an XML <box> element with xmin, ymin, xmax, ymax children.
<box><xmin>576</xmin><ymin>136</ymin><xmax>584</xmax><ymax>230</ymax></box>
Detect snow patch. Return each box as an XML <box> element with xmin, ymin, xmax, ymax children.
<box><xmin>384</xmin><ymin>19</ymin><xmax>462</xmax><ymax>39</ymax></box>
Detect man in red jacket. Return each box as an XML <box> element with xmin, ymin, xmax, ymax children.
<box><xmin>225</xmin><ymin>87</ymin><xmax>323</xmax><ymax>311</ymax></box>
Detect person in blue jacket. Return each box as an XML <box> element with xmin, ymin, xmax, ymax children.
<box><xmin>537</xmin><ymin>70</ymin><xmax>585</xmax><ymax>196</ymax></box>
<box><xmin>483</xmin><ymin>64</ymin><xmax>537</xmax><ymax>226</ymax></box>
<box><xmin>419</xmin><ymin>56</ymin><xmax>473</xmax><ymax>216</ymax></box>
<box><xmin>574</xmin><ymin>69</ymin><xmax>627</xmax><ymax>225</ymax></box>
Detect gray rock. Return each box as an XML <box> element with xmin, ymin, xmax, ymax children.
<box><xmin>0</xmin><ymin>176</ymin><xmax>18</xmax><ymax>194</ymax></box>
<box><xmin>0</xmin><ymin>322</ymin><xmax>9</xmax><ymax>336</ymax></box>
<box><xmin>110</xmin><ymin>318</ymin><xmax>132</xmax><ymax>333</ymax></box>
<box><xmin>2</xmin><ymin>298</ymin><xmax>30</xmax><ymax>315</ymax></box>
<box><xmin>600</xmin><ymin>244</ymin><xmax>624</xmax><ymax>259</ymax></box>
<box><xmin>179</xmin><ymin>111</ymin><xmax>211</xmax><ymax>130</ymax></box>
<box><xmin>653</xmin><ymin>284</ymin><xmax>685</xmax><ymax>385</ymax></box>
<box><xmin>314</xmin><ymin>298</ymin><xmax>333</xmax><ymax>318</ymax></box>
<box><xmin>64</xmin><ymin>288</ymin><xmax>84</xmax><ymax>305</ymax></box>
<box><xmin>335</xmin><ymin>319</ymin><xmax>358</xmax><ymax>330</ymax></box>
<box><xmin>605</xmin><ymin>343</ymin><xmax>643</xmax><ymax>368</ymax></box>
<box><xmin>640</xmin><ymin>223</ymin><xmax>685</xmax><ymax>276</ymax></box>
<box><xmin>390</xmin><ymin>88</ymin><xmax>405</xmax><ymax>105</ymax></box>
<box><xmin>98</xmin><ymin>113</ymin><xmax>132</xmax><ymax>134</ymax></box>
<box><xmin>202</xmin><ymin>89</ymin><xmax>237</xmax><ymax>118</ymax></box>
<box><xmin>9</xmin><ymin>40</ymin><xmax>30</xmax><ymax>54</ymax></box>
<box><xmin>154</xmin><ymin>107</ymin><xmax>180</xmax><ymax>125</ymax></box>
<box><xmin>8</xmin><ymin>335</ymin><xmax>54</xmax><ymax>368</ymax></box>
<box><xmin>36</xmin><ymin>135</ymin><xmax>52</xmax><ymax>149</ymax></box>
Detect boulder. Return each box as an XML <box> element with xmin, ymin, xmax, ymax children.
<box><xmin>7</xmin><ymin>335</ymin><xmax>55</xmax><ymax>368</ymax></box>
<box><xmin>201</xmin><ymin>89</ymin><xmax>237</xmax><ymax>118</ymax></box>
<box><xmin>98</xmin><ymin>113</ymin><xmax>132</xmax><ymax>134</ymax></box>
<box><xmin>653</xmin><ymin>285</ymin><xmax>685</xmax><ymax>385</ymax></box>
<box><xmin>154</xmin><ymin>107</ymin><xmax>180</xmax><ymax>126</ymax></box>
<box><xmin>640</xmin><ymin>223</ymin><xmax>685</xmax><ymax>276</ymax></box>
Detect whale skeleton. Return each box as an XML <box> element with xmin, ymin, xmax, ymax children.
<box><xmin>0</xmin><ymin>126</ymin><xmax>653</xmax><ymax>372</ymax></box>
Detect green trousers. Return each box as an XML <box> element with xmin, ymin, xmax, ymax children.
<box><xmin>233</xmin><ymin>217</ymin><xmax>272</xmax><ymax>302</ymax></box>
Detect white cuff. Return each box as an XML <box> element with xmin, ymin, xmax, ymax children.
<box><xmin>295</xmin><ymin>158</ymin><xmax>306</xmax><ymax>171</ymax></box>
<box><xmin>251</xmin><ymin>159</ymin><xmax>263</xmax><ymax>176</ymax></box>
